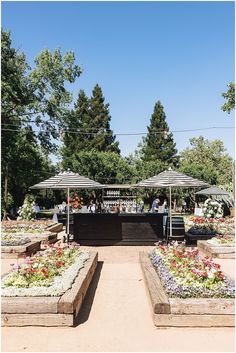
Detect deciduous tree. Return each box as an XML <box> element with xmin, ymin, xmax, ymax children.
<box><xmin>221</xmin><ymin>82</ymin><xmax>235</xmax><ymax>114</ymax></box>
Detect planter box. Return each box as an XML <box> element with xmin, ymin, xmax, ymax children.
<box><xmin>30</xmin><ymin>232</ymin><xmax>58</xmax><ymax>245</ymax></box>
<box><xmin>17</xmin><ymin>232</ymin><xmax>58</xmax><ymax>247</ymax></box>
<box><xmin>1</xmin><ymin>241</ymin><xmax>41</xmax><ymax>259</ymax></box>
<box><xmin>139</xmin><ymin>251</ymin><xmax>235</xmax><ymax>327</ymax></box>
<box><xmin>2</xmin><ymin>251</ymin><xmax>98</xmax><ymax>327</ymax></box>
<box><xmin>198</xmin><ymin>240</ymin><xmax>235</xmax><ymax>259</ymax></box>
<box><xmin>2</xmin><ymin>232</ymin><xmax>58</xmax><ymax>251</ymax></box>
<box><xmin>46</xmin><ymin>222</ymin><xmax>63</xmax><ymax>233</ymax></box>
<box><xmin>185</xmin><ymin>232</ymin><xmax>215</xmax><ymax>246</ymax></box>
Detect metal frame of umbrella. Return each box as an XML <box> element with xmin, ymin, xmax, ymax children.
<box><xmin>136</xmin><ymin>168</ymin><xmax>209</xmax><ymax>243</ymax></box>
<box><xmin>30</xmin><ymin>170</ymin><xmax>105</xmax><ymax>242</ymax></box>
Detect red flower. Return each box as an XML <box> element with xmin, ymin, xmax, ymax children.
<box><xmin>55</xmin><ymin>261</ymin><xmax>65</xmax><ymax>267</ymax></box>
<box><xmin>30</xmin><ymin>267</ymin><xmax>37</xmax><ymax>273</ymax></box>
<box><xmin>41</xmin><ymin>268</ymin><xmax>48</xmax><ymax>277</ymax></box>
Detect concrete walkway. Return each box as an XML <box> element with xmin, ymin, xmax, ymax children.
<box><xmin>1</xmin><ymin>246</ymin><xmax>235</xmax><ymax>352</ymax></box>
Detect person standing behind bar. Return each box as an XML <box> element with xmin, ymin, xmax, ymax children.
<box><xmin>151</xmin><ymin>197</ymin><xmax>160</xmax><ymax>213</ymax></box>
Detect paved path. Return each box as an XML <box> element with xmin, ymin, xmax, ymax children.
<box><xmin>1</xmin><ymin>246</ymin><xmax>235</xmax><ymax>352</ymax></box>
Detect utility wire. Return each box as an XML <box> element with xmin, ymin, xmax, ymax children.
<box><xmin>1</xmin><ymin>126</ymin><xmax>235</xmax><ymax>136</ymax></box>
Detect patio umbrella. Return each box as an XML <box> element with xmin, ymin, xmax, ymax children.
<box><xmin>195</xmin><ymin>186</ymin><xmax>230</xmax><ymax>196</ymax></box>
<box><xmin>136</xmin><ymin>168</ymin><xmax>209</xmax><ymax>241</ymax></box>
<box><xmin>30</xmin><ymin>170</ymin><xmax>105</xmax><ymax>241</ymax></box>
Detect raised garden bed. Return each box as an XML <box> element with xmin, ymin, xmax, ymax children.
<box><xmin>2</xmin><ymin>220</ymin><xmax>63</xmax><ymax>234</ymax></box>
<box><xmin>198</xmin><ymin>240</ymin><xmax>235</xmax><ymax>259</ymax></box>
<box><xmin>139</xmin><ymin>247</ymin><xmax>235</xmax><ymax>327</ymax></box>
<box><xmin>1</xmin><ymin>241</ymin><xmax>41</xmax><ymax>259</ymax></box>
<box><xmin>46</xmin><ymin>222</ymin><xmax>63</xmax><ymax>233</ymax></box>
<box><xmin>1</xmin><ymin>250</ymin><xmax>98</xmax><ymax>327</ymax></box>
<box><xmin>2</xmin><ymin>220</ymin><xmax>63</xmax><ymax>249</ymax></box>
<box><xmin>185</xmin><ymin>232</ymin><xmax>215</xmax><ymax>246</ymax></box>
<box><xmin>2</xmin><ymin>231</ymin><xmax>58</xmax><ymax>243</ymax></box>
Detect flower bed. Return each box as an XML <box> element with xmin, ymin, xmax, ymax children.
<box><xmin>149</xmin><ymin>244</ymin><xmax>234</xmax><ymax>298</ymax></box>
<box><xmin>184</xmin><ymin>216</ymin><xmax>234</xmax><ymax>245</ymax></box>
<box><xmin>1</xmin><ymin>234</ymin><xmax>31</xmax><ymax>247</ymax></box>
<box><xmin>184</xmin><ymin>216</ymin><xmax>234</xmax><ymax>235</ymax></box>
<box><xmin>140</xmin><ymin>248</ymin><xmax>235</xmax><ymax>327</ymax></box>
<box><xmin>2</xmin><ymin>220</ymin><xmax>55</xmax><ymax>234</ymax></box>
<box><xmin>2</xmin><ymin>243</ymin><xmax>89</xmax><ymax>296</ymax></box>
<box><xmin>2</xmin><ymin>250</ymin><xmax>98</xmax><ymax>327</ymax></box>
<box><xmin>1</xmin><ymin>220</ymin><xmax>62</xmax><ymax>248</ymax></box>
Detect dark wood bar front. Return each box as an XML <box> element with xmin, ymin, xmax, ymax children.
<box><xmin>73</xmin><ymin>213</ymin><xmax>167</xmax><ymax>245</ymax></box>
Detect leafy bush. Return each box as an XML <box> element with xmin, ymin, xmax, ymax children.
<box><xmin>18</xmin><ymin>195</ymin><xmax>36</xmax><ymax>221</ymax></box>
<box><xmin>203</xmin><ymin>198</ymin><xmax>223</xmax><ymax>219</ymax></box>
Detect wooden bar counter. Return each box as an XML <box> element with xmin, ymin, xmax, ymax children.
<box><xmin>73</xmin><ymin>213</ymin><xmax>167</xmax><ymax>245</ymax></box>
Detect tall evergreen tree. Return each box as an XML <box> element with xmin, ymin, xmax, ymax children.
<box><xmin>142</xmin><ymin>101</ymin><xmax>178</xmax><ymax>165</ymax></box>
<box><xmin>89</xmin><ymin>84</ymin><xmax>120</xmax><ymax>153</ymax></box>
<box><xmin>62</xmin><ymin>90</ymin><xmax>90</xmax><ymax>158</ymax></box>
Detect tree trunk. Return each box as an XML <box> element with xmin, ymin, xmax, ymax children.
<box><xmin>3</xmin><ymin>165</ymin><xmax>8</xmax><ymax>220</ymax></box>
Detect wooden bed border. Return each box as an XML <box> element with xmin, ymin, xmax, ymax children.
<box><xmin>1</xmin><ymin>251</ymin><xmax>98</xmax><ymax>326</ymax></box>
<box><xmin>139</xmin><ymin>251</ymin><xmax>235</xmax><ymax>327</ymax></box>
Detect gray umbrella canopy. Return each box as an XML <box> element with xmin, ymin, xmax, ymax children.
<box><xmin>136</xmin><ymin>168</ymin><xmax>209</xmax><ymax>241</ymax></box>
<box><xmin>195</xmin><ymin>186</ymin><xmax>229</xmax><ymax>196</ymax></box>
<box><xmin>30</xmin><ymin>170</ymin><xmax>105</xmax><ymax>190</ymax></box>
<box><xmin>30</xmin><ymin>170</ymin><xmax>105</xmax><ymax>240</ymax></box>
<box><xmin>136</xmin><ymin>169</ymin><xmax>209</xmax><ymax>188</ymax></box>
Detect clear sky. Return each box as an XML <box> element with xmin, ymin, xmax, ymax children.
<box><xmin>2</xmin><ymin>1</ymin><xmax>235</xmax><ymax>159</ymax></box>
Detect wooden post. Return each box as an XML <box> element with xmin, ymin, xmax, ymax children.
<box><xmin>168</xmin><ymin>186</ymin><xmax>172</xmax><ymax>241</ymax></box>
<box><xmin>232</xmin><ymin>160</ymin><xmax>235</xmax><ymax>201</ymax></box>
<box><xmin>67</xmin><ymin>187</ymin><xmax>70</xmax><ymax>243</ymax></box>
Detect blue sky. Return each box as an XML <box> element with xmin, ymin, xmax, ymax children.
<box><xmin>2</xmin><ymin>1</ymin><xmax>235</xmax><ymax>160</ymax></box>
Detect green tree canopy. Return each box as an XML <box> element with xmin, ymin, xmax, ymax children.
<box><xmin>141</xmin><ymin>101</ymin><xmax>178</xmax><ymax>165</ymax></box>
<box><xmin>1</xmin><ymin>128</ymin><xmax>55</xmax><ymax>213</ymax></box>
<box><xmin>61</xmin><ymin>85</ymin><xmax>120</xmax><ymax>161</ymax></box>
<box><xmin>61</xmin><ymin>90</ymin><xmax>90</xmax><ymax>159</ymax></box>
<box><xmin>179</xmin><ymin>136</ymin><xmax>233</xmax><ymax>186</ymax></box>
<box><xmin>61</xmin><ymin>151</ymin><xmax>133</xmax><ymax>184</ymax></box>
<box><xmin>1</xmin><ymin>29</ymin><xmax>82</xmax><ymax>155</ymax></box>
<box><xmin>1</xmin><ymin>29</ymin><xmax>81</xmax><ymax>216</ymax></box>
<box><xmin>221</xmin><ymin>82</ymin><xmax>235</xmax><ymax>114</ymax></box>
<box><xmin>89</xmin><ymin>84</ymin><xmax>120</xmax><ymax>153</ymax></box>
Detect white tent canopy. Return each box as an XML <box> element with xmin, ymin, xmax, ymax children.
<box><xmin>30</xmin><ymin>170</ymin><xmax>105</xmax><ymax>240</ymax></box>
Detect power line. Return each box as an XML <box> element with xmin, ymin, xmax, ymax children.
<box><xmin>1</xmin><ymin>126</ymin><xmax>235</xmax><ymax>136</ymax></box>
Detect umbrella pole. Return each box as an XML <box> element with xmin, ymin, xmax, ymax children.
<box><xmin>67</xmin><ymin>187</ymin><xmax>70</xmax><ymax>243</ymax></box>
<box><xmin>169</xmin><ymin>186</ymin><xmax>172</xmax><ymax>243</ymax></box>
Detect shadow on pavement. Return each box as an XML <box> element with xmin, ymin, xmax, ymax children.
<box><xmin>74</xmin><ymin>261</ymin><xmax>104</xmax><ymax>326</ymax></box>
